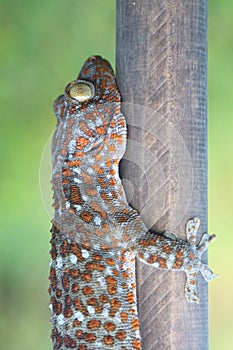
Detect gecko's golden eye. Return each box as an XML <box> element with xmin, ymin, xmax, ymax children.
<box><xmin>69</xmin><ymin>82</ymin><xmax>94</xmax><ymax>102</ymax></box>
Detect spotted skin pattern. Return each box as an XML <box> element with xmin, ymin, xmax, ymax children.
<box><xmin>49</xmin><ymin>56</ymin><xmax>217</xmax><ymax>349</ymax></box>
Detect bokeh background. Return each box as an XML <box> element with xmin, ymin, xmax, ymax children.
<box><xmin>0</xmin><ymin>1</ymin><xmax>231</xmax><ymax>349</ymax></box>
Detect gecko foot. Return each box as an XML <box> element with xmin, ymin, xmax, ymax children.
<box><xmin>184</xmin><ymin>218</ymin><xmax>218</xmax><ymax>303</ymax></box>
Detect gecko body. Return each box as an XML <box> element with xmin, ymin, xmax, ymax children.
<box><xmin>49</xmin><ymin>56</ymin><xmax>216</xmax><ymax>350</ymax></box>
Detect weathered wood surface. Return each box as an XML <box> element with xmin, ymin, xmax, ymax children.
<box><xmin>116</xmin><ymin>0</ymin><xmax>208</xmax><ymax>349</ymax></box>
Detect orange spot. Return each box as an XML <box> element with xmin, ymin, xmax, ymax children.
<box><xmin>71</xmin><ymin>185</ymin><xmax>83</xmax><ymax>205</ymax></box>
<box><xmin>73</xmin><ymin>319</ymin><xmax>81</xmax><ymax>327</ymax></box>
<box><xmin>79</xmin><ymin>121</ymin><xmax>94</xmax><ymax>137</ymax></box>
<box><xmin>81</xmin><ymin>172</ymin><xmax>93</xmax><ymax>184</ymax></box>
<box><xmin>105</xmin><ymin>258</ymin><xmax>115</xmax><ymax>266</ymax></box>
<box><xmin>147</xmin><ymin>255</ymin><xmax>158</xmax><ymax>264</ymax></box>
<box><xmin>72</xmin><ymin>283</ymin><xmax>79</xmax><ymax>293</ymax></box>
<box><xmin>106</xmin><ymin>276</ymin><xmax>117</xmax><ymax>284</ymax></box>
<box><xmin>120</xmin><ymin>312</ymin><xmax>128</xmax><ymax>322</ymax></box>
<box><xmin>111</xmin><ymin>298</ymin><xmax>121</xmax><ymax>311</ymax></box>
<box><xmin>109</xmin><ymin>169</ymin><xmax>115</xmax><ymax>176</ymax></box>
<box><xmin>83</xmin><ymin>68</ymin><xmax>90</xmax><ymax>75</ymax></box>
<box><xmin>87</xmin><ymin>297</ymin><xmax>98</xmax><ymax>306</ymax></box>
<box><xmin>80</xmin><ymin>272</ymin><xmax>92</xmax><ymax>282</ymax></box>
<box><xmin>96</xmin><ymin>126</ymin><xmax>105</xmax><ymax>135</ymax></box>
<box><xmin>87</xmin><ymin>319</ymin><xmax>101</xmax><ymax>330</ymax></box>
<box><xmin>105</xmin><ymin>158</ymin><xmax>112</xmax><ymax>167</ymax></box>
<box><xmin>163</xmin><ymin>244</ymin><xmax>172</xmax><ymax>254</ymax></box>
<box><xmin>64</xmin><ymin>308</ymin><xmax>73</xmax><ymax>318</ymax></box>
<box><xmin>109</xmin><ymin>178</ymin><xmax>116</xmax><ymax>186</ymax></box>
<box><xmin>104</xmin><ymin>322</ymin><xmax>116</xmax><ymax>331</ymax></box>
<box><xmin>103</xmin><ymin>335</ymin><xmax>114</xmax><ymax>346</ymax></box>
<box><xmin>113</xmin><ymin>269</ymin><xmax>119</xmax><ymax>277</ymax></box>
<box><xmin>78</xmin><ymin>345</ymin><xmax>86</xmax><ymax>350</ymax></box>
<box><xmin>56</xmin><ymin>289</ymin><xmax>62</xmax><ymax>298</ymax></box>
<box><xmin>84</xmin><ymin>333</ymin><xmax>96</xmax><ymax>343</ymax></box>
<box><xmin>80</xmin><ymin>211</ymin><xmax>93</xmax><ymax>223</ymax></box>
<box><xmin>108</xmin><ymin>144</ymin><xmax>116</xmax><ymax>153</ymax></box>
<box><xmin>173</xmin><ymin>259</ymin><xmax>183</xmax><ymax>269</ymax></box>
<box><xmin>116</xmin><ymin>330</ymin><xmax>126</xmax><ymax>340</ymax></box>
<box><xmin>65</xmin><ymin>160</ymin><xmax>82</xmax><ymax>167</ymax></box>
<box><xmin>71</xmin><ymin>242</ymin><xmax>84</xmax><ymax>261</ymax></box>
<box><xmin>76</xmin><ymin>136</ymin><xmax>90</xmax><ymax>150</ymax></box>
<box><xmin>99</xmin><ymin>294</ymin><xmax>109</xmax><ymax>303</ymax></box>
<box><xmin>93</xmin><ymin>254</ymin><xmax>102</xmax><ymax>261</ymax></box>
<box><xmin>131</xmin><ymin>318</ymin><xmax>140</xmax><ymax>330</ymax></box>
<box><xmin>86</xmin><ymin>188</ymin><xmax>97</xmax><ymax>196</ymax></box>
<box><xmin>95</xmin><ymin>153</ymin><xmax>102</xmax><ymax>161</ymax></box>
<box><xmin>82</xmin><ymin>286</ymin><xmax>93</xmax><ymax>295</ymax></box>
<box><xmin>107</xmin><ymin>285</ymin><xmax>117</xmax><ymax>295</ymax></box>
<box><xmin>133</xmin><ymin>339</ymin><xmax>142</xmax><ymax>349</ymax></box>
<box><xmin>86</xmin><ymin>262</ymin><xmax>105</xmax><ymax>271</ymax></box>
<box><xmin>73</xmin><ymin>152</ymin><xmax>84</xmax><ymax>158</ymax></box>
<box><xmin>159</xmin><ymin>258</ymin><xmax>167</xmax><ymax>269</ymax></box>
<box><xmin>118</xmin><ymin>118</ymin><xmax>125</xmax><ymax>128</ymax></box>
<box><xmin>176</xmin><ymin>250</ymin><xmax>183</xmax><ymax>259</ymax></box>
<box><xmin>71</xmin><ymin>269</ymin><xmax>79</xmax><ymax>278</ymax></box>
<box><xmin>62</xmin><ymin>168</ymin><xmax>73</xmax><ymax>176</ymax></box>
<box><xmin>127</xmin><ymin>292</ymin><xmax>135</xmax><ymax>304</ymax></box>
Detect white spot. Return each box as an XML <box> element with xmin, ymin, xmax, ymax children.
<box><xmin>69</xmin><ymin>254</ymin><xmax>78</xmax><ymax>264</ymax></box>
<box><xmin>68</xmin><ymin>139</ymin><xmax>76</xmax><ymax>152</ymax></box>
<box><xmin>56</xmin><ymin>257</ymin><xmax>63</xmax><ymax>268</ymax></box>
<box><xmin>74</xmin><ymin>177</ymin><xmax>81</xmax><ymax>184</ymax></box>
<box><xmin>95</xmin><ymin>117</ymin><xmax>102</xmax><ymax>126</ymax></box>
<box><xmin>135</xmin><ymin>330</ymin><xmax>141</xmax><ymax>339</ymax></box>
<box><xmin>73</xmin><ymin>167</ymin><xmax>81</xmax><ymax>174</ymax></box>
<box><xmin>115</xmin><ymin>312</ymin><xmax>121</xmax><ymax>322</ymax></box>
<box><xmin>74</xmin><ymin>204</ymin><xmax>82</xmax><ymax>211</ymax></box>
<box><xmin>97</xmin><ymin>276</ymin><xmax>105</xmax><ymax>286</ymax></box>
<box><xmin>87</xmin><ymin>167</ymin><xmax>94</xmax><ymax>175</ymax></box>
<box><xmin>105</xmin><ymin>266</ymin><xmax>113</xmax><ymax>275</ymax></box>
<box><xmin>65</xmin><ymin>201</ymin><xmax>70</xmax><ymax>209</ymax></box>
<box><xmin>57</xmin><ymin>314</ymin><xmax>65</xmax><ymax>325</ymax></box>
<box><xmin>102</xmin><ymin>308</ymin><xmax>109</xmax><ymax>317</ymax></box>
<box><xmin>94</xmin><ymin>216</ymin><xmax>101</xmax><ymax>226</ymax></box>
<box><xmin>82</xmin><ymin>195</ymin><xmax>88</xmax><ymax>201</ymax></box>
<box><xmin>133</xmin><ymin>1</ymin><xmax>136</xmax><ymax>5</ymax></box>
<box><xmin>87</xmin><ymin>306</ymin><xmax>95</xmax><ymax>314</ymax></box>
<box><xmin>49</xmin><ymin>304</ymin><xmax>53</xmax><ymax>312</ymax></box>
<box><xmin>74</xmin><ymin>311</ymin><xmax>84</xmax><ymax>322</ymax></box>
<box><xmin>81</xmin><ymin>249</ymin><xmax>89</xmax><ymax>258</ymax></box>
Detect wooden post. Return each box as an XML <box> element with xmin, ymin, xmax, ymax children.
<box><xmin>116</xmin><ymin>1</ymin><xmax>208</xmax><ymax>349</ymax></box>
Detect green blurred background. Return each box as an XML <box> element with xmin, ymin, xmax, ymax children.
<box><xmin>0</xmin><ymin>1</ymin><xmax>231</xmax><ymax>349</ymax></box>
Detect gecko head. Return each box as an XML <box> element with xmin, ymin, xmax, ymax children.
<box><xmin>66</xmin><ymin>55</ymin><xmax>120</xmax><ymax>104</ymax></box>
<box><xmin>54</xmin><ymin>56</ymin><xmax>120</xmax><ymax>120</ymax></box>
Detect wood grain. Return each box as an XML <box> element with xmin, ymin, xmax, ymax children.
<box><xmin>116</xmin><ymin>0</ymin><xmax>208</xmax><ymax>349</ymax></box>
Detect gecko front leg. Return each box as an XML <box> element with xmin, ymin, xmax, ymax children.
<box><xmin>136</xmin><ymin>217</ymin><xmax>218</xmax><ymax>303</ymax></box>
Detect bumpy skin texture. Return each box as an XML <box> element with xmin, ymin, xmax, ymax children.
<box><xmin>49</xmin><ymin>56</ymin><xmax>217</xmax><ymax>350</ymax></box>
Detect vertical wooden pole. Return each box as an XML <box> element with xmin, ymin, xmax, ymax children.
<box><xmin>116</xmin><ymin>1</ymin><xmax>208</xmax><ymax>349</ymax></box>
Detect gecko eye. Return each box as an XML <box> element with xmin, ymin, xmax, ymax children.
<box><xmin>69</xmin><ymin>82</ymin><xmax>94</xmax><ymax>102</ymax></box>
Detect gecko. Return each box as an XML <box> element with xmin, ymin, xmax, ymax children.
<box><xmin>49</xmin><ymin>55</ymin><xmax>217</xmax><ymax>350</ymax></box>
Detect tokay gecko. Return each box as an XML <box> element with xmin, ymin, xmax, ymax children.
<box><xmin>49</xmin><ymin>56</ymin><xmax>217</xmax><ymax>350</ymax></box>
